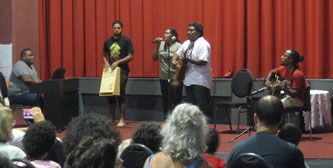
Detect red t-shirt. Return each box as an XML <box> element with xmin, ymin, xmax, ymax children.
<box><xmin>274</xmin><ymin>66</ymin><xmax>306</xmax><ymax>103</ymax></box>
<box><xmin>202</xmin><ymin>154</ymin><xmax>226</xmax><ymax>168</ymax></box>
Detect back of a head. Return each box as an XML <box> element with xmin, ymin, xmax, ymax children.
<box><xmin>65</xmin><ymin>136</ymin><xmax>118</xmax><ymax>168</ymax></box>
<box><xmin>45</xmin><ymin>139</ymin><xmax>66</xmax><ymax>167</ymax></box>
<box><xmin>0</xmin><ymin>153</ymin><xmax>16</xmax><ymax>168</ymax></box>
<box><xmin>63</xmin><ymin>113</ymin><xmax>120</xmax><ymax>155</ymax></box>
<box><xmin>23</xmin><ymin>121</ymin><xmax>56</xmax><ymax>160</ymax></box>
<box><xmin>278</xmin><ymin>123</ymin><xmax>302</xmax><ymax>145</ymax></box>
<box><xmin>0</xmin><ymin>107</ymin><xmax>14</xmax><ymax>142</ymax></box>
<box><xmin>132</xmin><ymin>121</ymin><xmax>162</xmax><ymax>153</ymax></box>
<box><xmin>256</xmin><ymin>95</ymin><xmax>283</xmax><ymax>127</ymax></box>
<box><xmin>161</xmin><ymin>103</ymin><xmax>208</xmax><ymax>162</ymax></box>
<box><xmin>205</xmin><ymin>128</ymin><xmax>219</xmax><ymax>154</ymax></box>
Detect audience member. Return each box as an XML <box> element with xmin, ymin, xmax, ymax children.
<box><xmin>278</xmin><ymin>123</ymin><xmax>302</xmax><ymax>145</ymax></box>
<box><xmin>278</xmin><ymin>123</ymin><xmax>310</xmax><ymax>168</ymax></box>
<box><xmin>203</xmin><ymin>128</ymin><xmax>226</xmax><ymax>168</ymax></box>
<box><xmin>44</xmin><ymin>139</ymin><xmax>66</xmax><ymax>168</ymax></box>
<box><xmin>0</xmin><ymin>153</ymin><xmax>16</xmax><ymax>168</ymax></box>
<box><xmin>8</xmin><ymin>48</ymin><xmax>43</xmax><ymax>107</ymax></box>
<box><xmin>63</xmin><ymin>113</ymin><xmax>120</xmax><ymax>155</ymax></box>
<box><xmin>118</xmin><ymin>121</ymin><xmax>162</xmax><ymax>157</ymax></box>
<box><xmin>65</xmin><ymin>136</ymin><xmax>121</xmax><ymax>168</ymax></box>
<box><xmin>9</xmin><ymin>107</ymin><xmax>45</xmax><ymax>149</ymax></box>
<box><xmin>22</xmin><ymin>121</ymin><xmax>61</xmax><ymax>168</ymax></box>
<box><xmin>0</xmin><ymin>107</ymin><xmax>26</xmax><ymax>159</ymax></box>
<box><xmin>144</xmin><ymin>103</ymin><xmax>212</xmax><ymax>168</ymax></box>
<box><xmin>226</xmin><ymin>95</ymin><xmax>305</xmax><ymax>168</ymax></box>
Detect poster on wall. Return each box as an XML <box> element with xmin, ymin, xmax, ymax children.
<box><xmin>0</xmin><ymin>44</ymin><xmax>13</xmax><ymax>81</ymax></box>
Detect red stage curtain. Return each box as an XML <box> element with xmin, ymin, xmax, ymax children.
<box><xmin>39</xmin><ymin>0</ymin><xmax>333</xmax><ymax>79</ymax></box>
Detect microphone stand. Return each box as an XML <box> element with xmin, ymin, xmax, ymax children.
<box><xmin>166</xmin><ymin>42</ymin><xmax>172</xmax><ymax>114</ymax></box>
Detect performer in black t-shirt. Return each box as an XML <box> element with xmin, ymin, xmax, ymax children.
<box><xmin>102</xmin><ymin>20</ymin><xmax>134</xmax><ymax>127</ymax></box>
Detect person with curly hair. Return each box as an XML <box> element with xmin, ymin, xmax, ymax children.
<box><xmin>0</xmin><ymin>107</ymin><xmax>26</xmax><ymax>160</ymax></box>
<box><xmin>63</xmin><ymin>113</ymin><xmax>120</xmax><ymax>155</ymax></box>
<box><xmin>65</xmin><ymin>136</ymin><xmax>121</xmax><ymax>168</ymax></box>
<box><xmin>203</xmin><ymin>128</ymin><xmax>226</xmax><ymax>168</ymax></box>
<box><xmin>144</xmin><ymin>103</ymin><xmax>212</xmax><ymax>168</ymax></box>
<box><xmin>118</xmin><ymin>121</ymin><xmax>162</xmax><ymax>157</ymax></box>
<box><xmin>22</xmin><ymin>120</ymin><xmax>61</xmax><ymax>168</ymax></box>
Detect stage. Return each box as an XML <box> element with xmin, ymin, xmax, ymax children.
<box><xmin>14</xmin><ymin>77</ymin><xmax>333</xmax><ymax>167</ymax></box>
<box><xmin>29</xmin><ymin>77</ymin><xmax>333</xmax><ymax>130</ymax></box>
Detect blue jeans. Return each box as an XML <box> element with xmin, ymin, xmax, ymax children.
<box><xmin>10</xmin><ymin>92</ymin><xmax>44</xmax><ymax>108</ymax></box>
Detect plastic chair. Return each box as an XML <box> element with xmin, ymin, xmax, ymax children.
<box><xmin>214</xmin><ymin>68</ymin><xmax>254</xmax><ymax>132</ymax></box>
<box><xmin>229</xmin><ymin>153</ymin><xmax>274</xmax><ymax>168</ymax></box>
<box><xmin>120</xmin><ymin>143</ymin><xmax>154</xmax><ymax>168</ymax></box>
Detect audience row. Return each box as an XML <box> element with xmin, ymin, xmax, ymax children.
<box><xmin>0</xmin><ymin>95</ymin><xmax>306</xmax><ymax>168</ymax></box>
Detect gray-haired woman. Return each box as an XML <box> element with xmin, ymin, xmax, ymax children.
<box><xmin>144</xmin><ymin>103</ymin><xmax>212</xmax><ymax>168</ymax></box>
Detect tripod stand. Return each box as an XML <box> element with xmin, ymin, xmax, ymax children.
<box><xmin>166</xmin><ymin>42</ymin><xmax>172</xmax><ymax>114</ymax></box>
<box><xmin>229</xmin><ymin>97</ymin><xmax>256</xmax><ymax>143</ymax></box>
<box><xmin>228</xmin><ymin>86</ymin><xmax>267</xmax><ymax>143</ymax></box>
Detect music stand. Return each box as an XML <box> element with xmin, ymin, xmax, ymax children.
<box><xmin>229</xmin><ymin>85</ymin><xmax>267</xmax><ymax>143</ymax></box>
<box><xmin>52</xmin><ymin>68</ymin><xmax>66</xmax><ymax>79</ymax></box>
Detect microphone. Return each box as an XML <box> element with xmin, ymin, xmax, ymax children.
<box><xmin>152</xmin><ymin>38</ymin><xmax>163</xmax><ymax>43</ymax></box>
<box><xmin>250</xmin><ymin>87</ymin><xmax>267</xmax><ymax>96</ymax></box>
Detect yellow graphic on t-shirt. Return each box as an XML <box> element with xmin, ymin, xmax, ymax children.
<box><xmin>109</xmin><ymin>42</ymin><xmax>121</xmax><ymax>60</ymax></box>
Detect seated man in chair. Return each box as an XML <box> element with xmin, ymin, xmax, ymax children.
<box><xmin>8</xmin><ymin>49</ymin><xmax>43</xmax><ymax>107</ymax></box>
<box><xmin>226</xmin><ymin>96</ymin><xmax>305</xmax><ymax>168</ymax></box>
<box><xmin>266</xmin><ymin>49</ymin><xmax>306</xmax><ymax>109</ymax></box>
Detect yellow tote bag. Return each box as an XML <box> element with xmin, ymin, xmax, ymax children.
<box><xmin>99</xmin><ymin>67</ymin><xmax>120</xmax><ymax>96</ymax></box>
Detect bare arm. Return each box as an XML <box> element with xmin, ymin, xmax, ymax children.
<box><xmin>20</xmin><ymin>75</ymin><xmax>41</xmax><ymax>85</ymax></box>
<box><xmin>102</xmin><ymin>52</ymin><xmax>111</xmax><ymax>69</ymax></box>
<box><xmin>111</xmin><ymin>52</ymin><xmax>134</xmax><ymax>70</ymax></box>
<box><xmin>15</xmin><ymin>107</ymin><xmax>45</xmax><ymax>132</ymax></box>
<box><xmin>172</xmin><ymin>54</ymin><xmax>180</xmax><ymax>65</ymax></box>
<box><xmin>185</xmin><ymin>57</ymin><xmax>207</xmax><ymax>66</ymax></box>
<box><xmin>265</xmin><ymin>70</ymin><xmax>276</xmax><ymax>88</ymax></box>
<box><xmin>284</xmin><ymin>87</ymin><xmax>300</xmax><ymax>97</ymax></box>
<box><xmin>152</xmin><ymin>45</ymin><xmax>160</xmax><ymax>61</ymax></box>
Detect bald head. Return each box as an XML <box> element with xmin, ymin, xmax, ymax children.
<box><xmin>256</xmin><ymin>95</ymin><xmax>283</xmax><ymax>127</ymax></box>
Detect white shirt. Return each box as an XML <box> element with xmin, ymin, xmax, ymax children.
<box><xmin>0</xmin><ymin>142</ymin><xmax>26</xmax><ymax>160</ymax></box>
<box><xmin>8</xmin><ymin>129</ymin><xmax>26</xmax><ymax>149</ymax></box>
<box><xmin>176</xmin><ymin>37</ymin><xmax>212</xmax><ymax>89</ymax></box>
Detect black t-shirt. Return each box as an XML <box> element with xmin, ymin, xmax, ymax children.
<box><xmin>103</xmin><ymin>36</ymin><xmax>134</xmax><ymax>73</ymax></box>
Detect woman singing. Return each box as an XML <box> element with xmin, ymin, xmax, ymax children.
<box><xmin>152</xmin><ymin>28</ymin><xmax>183</xmax><ymax>118</ymax></box>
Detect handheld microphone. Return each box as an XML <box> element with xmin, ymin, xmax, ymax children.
<box><xmin>152</xmin><ymin>38</ymin><xmax>163</xmax><ymax>43</ymax></box>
